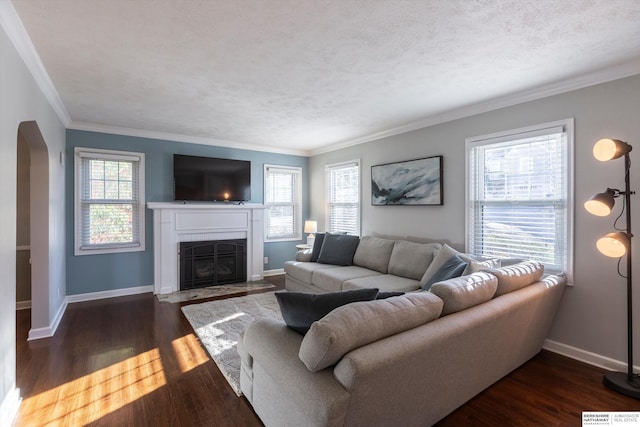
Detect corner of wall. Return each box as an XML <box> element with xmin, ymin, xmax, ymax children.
<box><xmin>0</xmin><ymin>384</ymin><xmax>21</xmax><ymax>427</ymax></box>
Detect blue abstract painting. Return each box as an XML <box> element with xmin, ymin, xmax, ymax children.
<box><xmin>371</xmin><ymin>156</ymin><xmax>442</xmax><ymax>205</ymax></box>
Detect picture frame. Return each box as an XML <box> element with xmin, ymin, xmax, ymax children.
<box><xmin>371</xmin><ymin>155</ymin><xmax>443</xmax><ymax>206</ymax></box>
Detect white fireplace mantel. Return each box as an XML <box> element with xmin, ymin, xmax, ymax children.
<box><xmin>147</xmin><ymin>202</ymin><xmax>265</xmax><ymax>295</ymax></box>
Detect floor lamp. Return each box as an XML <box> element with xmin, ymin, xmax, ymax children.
<box><xmin>584</xmin><ymin>138</ymin><xmax>640</xmax><ymax>398</ymax></box>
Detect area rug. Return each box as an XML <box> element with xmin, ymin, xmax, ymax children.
<box><xmin>157</xmin><ymin>280</ymin><xmax>275</xmax><ymax>303</ymax></box>
<box><xmin>181</xmin><ymin>291</ymin><xmax>282</xmax><ymax>396</ymax></box>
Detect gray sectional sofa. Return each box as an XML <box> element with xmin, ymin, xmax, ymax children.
<box><xmin>239</xmin><ymin>235</ymin><xmax>567</xmax><ymax>426</ymax></box>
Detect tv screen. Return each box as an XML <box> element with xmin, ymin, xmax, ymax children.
<box><xmin>173</xmin><ymin>154</ymin><xmax>251</xmax><ymax>202</ymax></box>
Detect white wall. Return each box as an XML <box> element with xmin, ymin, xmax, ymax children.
<box><xmin>0</xmin><ymin>18</ymin><xmax>66</xmax><ymax>422</ymax></box>
<box><xmin>310</xmin><ymin>74</ymin><xmax>640</xmax><ymax>369</ymax></box>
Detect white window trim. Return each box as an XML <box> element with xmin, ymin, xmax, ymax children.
<box><xmin>263</xmin><ymin>164</ymin><xmax>302</xmax><ymax>242</ymax></box>
<box><xmin>325</xmin><ymin>159</ymin><xmax>361</xmax><ymax>236</ymax></box>
<box><xmin>74</xmin><ymin>147</ymin><xmax>146</xmax><ymax>256</ymax></box>
<box><xmin>464</xmin><ymin>118</ymin><xmax>574</xmax><ymax>282</ymax></box>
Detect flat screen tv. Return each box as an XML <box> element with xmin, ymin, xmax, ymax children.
<box><xmin>173</xmin><ymin>154</ymin><xmax>251</xmax><ymax>202</ymax></box>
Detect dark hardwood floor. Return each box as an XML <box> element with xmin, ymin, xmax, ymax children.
<box><xmin>14</xmin><ymin>275</ymin><xmax>640</xmax><ymax>426</ymax></box>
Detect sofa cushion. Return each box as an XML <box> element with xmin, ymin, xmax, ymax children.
<box><xmin>388</xmin><ymin>241</ymin><xmax>441</xmax><ymax>280</ymax></box>
<box><xmin>489</xmin><ymin>261</ymin><xmax>545</xmax><ymax>297</ymax></box>
<box><xmin>343</xmin><ymin>274</ymin><xmax>422</xmax><ymax>293</ymax></box>
<box><xmin>420</xmin><ymin>244</ymin><xmax>475</xmax><ymax>286</ymax></box>
<box><xmin>317</xmin><ymin>233</ymin><xmax>360</xmax><ymax>266</ymax></box>
<box><xmin>275</xmin><ymin>288</ymin><xmax>379</xmax><ymax>335</ymax></box>
<box><xmin>284</xmin><ymin>260</ymin><xmax>335</xmax><ymax>284</ymax></box>
<box><xmin>422</xmin><ymin>254</ymin><xmax>468</xmax><ymax>291</ymax></box>
<box><xmin>352</xmin><ymin>236</ymin><xmax>395</xmax><ymax>273</ymax></box>
<box><xmin>299</xmin><ymin>292</ymin><xmax>444</xmax><ymax>372</ymax></box>
<box><xmin>312</xmin><ymin>266</ymin><xmax>382</xmax><ymax>292</ymax></box>
<box><xmin>309</xmin><ymin>233</ymin><xmax>326</xmax><ymax>262</ymax></box>
<box><xmin>428</xmin><ymin>272</ymin><xmax>498</xmax><ymax>315</ymax></box>
<box><xmin>462</xmin><ymin>258</ymin><xmax>501</xmax><ymax>276</ymax></box>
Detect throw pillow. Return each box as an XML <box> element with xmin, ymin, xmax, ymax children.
<box><xmin>422</xmin><ymin>254</ymin><xmax>468</xmax><ymax>291</ymax></box>
<box><xmin>274</xmin><ymin>288</ymin><xmax>379</xmax><ymax>335</ymax></box>
<box><xmin>420</xmin><ymin>244</ymin><xmax>475</xmax><ymax>286</ymax></box>
<box><xmin>462</xmin><ymin>258</ymin><xmax>501</xmax><ymax>276</ymax></box>
<box><xmin>299</xmin><ymin>292</ymin><xmax>444</xmax><ymax>372</ymax></box>
<box><xmin>316</xmin><ymin>233</ymin><xmax>360</xmax><ymax>266</ymax></box>
<box><xmin>309</xmin><ymin>233</ymin><xmax>326</xmax><ymax>262</ymax></box>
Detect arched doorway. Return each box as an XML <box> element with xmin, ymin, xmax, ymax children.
<box><xmin>17</xmin><ymin>121</ymin><xmax>50</xmax><ymax>338</ymax></box>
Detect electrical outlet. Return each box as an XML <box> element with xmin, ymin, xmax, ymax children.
<box><xmin>263</xmin><ymin>256</ymin><xmax>269</xmax><ymax>264</ymax></box>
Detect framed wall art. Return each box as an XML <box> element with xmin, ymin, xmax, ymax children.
<box><xmin>371</xmin><ymin>155</ymin><xmax>443</xmax><ymax>205</ymax></box>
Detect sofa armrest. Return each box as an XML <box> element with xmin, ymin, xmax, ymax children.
<box><xmin>296</xmin><ymin>249</ymin><xmax>312</xmax><ymax>262</ymax></box>
<box><xmin>242</xmin><ymin>318</ymin><xmax>351</xmax><ymax>427</ymax></box>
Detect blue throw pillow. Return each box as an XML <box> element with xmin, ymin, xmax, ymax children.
<box><xmin>275</xmin><ymin>288</ymin><xmax>379</xmax><ymax>335</ymax></box>
<box><xmin>309</xmin><ymin>233</ymin><xmax>326</xmax><ymax>262</ymax></box>
<box><xmin>422</xmin><ymin>254</ymin><xmax>468</xmax><ymax>291</ymax></box>
<box><xmin>316</xmin><ymin>233</ymin><xmax>360</xmax><ymax>265</ymax></box>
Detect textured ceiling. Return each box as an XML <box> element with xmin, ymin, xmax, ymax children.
<box><xmin>10</xmin><ymin>0</ymin><xmax>640</xmax><ymax>155</ymax></box>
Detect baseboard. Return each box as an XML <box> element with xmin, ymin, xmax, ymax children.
<box><xmin>27</xmin><ymin>286</ymin><xmax>152</xmax><ymax>340</ymax></box>
<box><xmin>66</xmin><ymin>285</ymin><xmax>154</xmax><ymax>304</ymax></box>
<box><xmin>0</xmin><ymin>384</ymin><xmax>21</xmax><ymax>427</ymax></box>
<box><xmin>263</xmin><ymin>268</ymin><xmax>284</xmax><ymax>277</ymax></box>
<box><xmin>28</xmin><ymin>298</ymin><xmax>67</xmax><ymax>341</ymax></box>
<box><xmin>16</xmin><ymin>300</ymin><xmax>31</xmax><ymax>310</ymax></box>
<box><xmin>543</xmin><ymin>339</ymin><xmax>640</xmax><ymax>373</ymax></box>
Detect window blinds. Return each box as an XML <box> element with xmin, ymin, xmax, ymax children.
<box><xmin>79</xmin><ymin>153</ymin><xmax>141</xmax><ymax>248</ymax></box>
<box><xmin>467</xmin><ymin>126</ymin><xmax>569</xmax><ymax>274</ymax></box>
<box><xmin>264</xmin><ymin>166</ymin><xmax>301</xmax><ymax>240</ymax></box>
<box><xmin>326</xmin><ymin>161</ymin><xmax>360</xmax><ymax>235</ymax></box>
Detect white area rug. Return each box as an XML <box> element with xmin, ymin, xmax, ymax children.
<box><xmin>157</xmin><ymin>281</ymin><xmax>275</xmax><ymax>303</ymax></box>
<box><xmin>181</xmin><ymin>291</ymin><xmax>282</xmax><ymax>396</ymax></box>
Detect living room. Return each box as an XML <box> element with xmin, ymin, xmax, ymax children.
<box><xmin>2</xmin><ymin>1</ymin><xmax>640</xmax><ymax>425</ymax></box>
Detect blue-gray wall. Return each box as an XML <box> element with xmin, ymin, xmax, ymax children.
<box><xmin>66</xmin><ymin>129</ymin><xmax>309</xmax><ymax>295</ymax></box>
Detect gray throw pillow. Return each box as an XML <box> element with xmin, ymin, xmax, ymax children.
<box><xmin>422</xmin><ymin>254</ymin><xmax>468</xmax><ymax>290</ymax></box>
<box><xmin>317</xmin><ymin>233</ymin><xmax>360</xmax><ymax>266</ymax></box>
<box><xmin>309</xmin><ymin>233</ymin><xmax>326</xmax><ymax>262</ymax></box>
<box><xmin>274</xmin><ymin>288</ymin><xmax>379</xmax><ymax>335</ymax></box>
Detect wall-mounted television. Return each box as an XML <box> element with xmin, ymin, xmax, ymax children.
<box><xmin>173</xmin><ymin>154</ymin><xmax>251</xmax><ymax>202</ymax></box>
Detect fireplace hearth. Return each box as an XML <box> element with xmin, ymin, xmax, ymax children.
<box><xmin>180</xmin><ymin>239</ymin><xmax>247</xmax><ymax>290</ymax></box>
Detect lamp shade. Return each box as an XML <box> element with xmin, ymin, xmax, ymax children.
<box><xmin>304</xmin><ymin>220</ymin><xmax>317</xmax><ymax>234</ymax></box>
<box><xmin>593</xmin><ymin>138</ymin><xmax>632</xmax><ymax>161</ymax></box>
<box><xmin>596</xmin><ymin>232</ymin><xmax>629</xmax><ymax>258</ymax></box>
<box><xmin>584</xmin><ymin>190</ymin><xmax>616</xmax><ymax>216</ymax></box>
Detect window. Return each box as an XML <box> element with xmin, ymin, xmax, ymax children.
<box><xmin>74</xmin><ymin>148</ymin><xmax>145</xmax><ymax>255</ymax></box>
<box><xmin>326</xmin><ymin>160</ymin><xmax>360</xmax><ymax>235</ymax></box>
<box><xmin>466</xmin><ymin>119</ymin><xmax>574</xmax><ymax>277</ymax></box>
<box><xmin>264</xmin><ymin>165</ymin><xmax>302</xmax><ymax>241</ymax></box>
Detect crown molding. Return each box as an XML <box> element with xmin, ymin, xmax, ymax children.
<box><xmin>3</xmin><ymin>0</ymin><xmax>639</xmax><ymax>157</ymax></box>
<box><xmin>0</xmin><ymin>1</ymin><xmax>71</xmax><ymax>126</ymax></box>
<box><xmin>311</xmin><ymin>60</ymin><xmax>640</xmax><ymax>156</ymax></box>
<box><xmin>68</xmin><ymin>121</ymin><xmax>312</xmax><ymax>157</ymax></box>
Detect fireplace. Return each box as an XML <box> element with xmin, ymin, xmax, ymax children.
<box><xmin>147</xmin><ymin>202</ymin><xmax>264</xmax><ymax>295</ymax></box>
<box><xmin>180</xmin><ymin>239</ymin><xmax>247</xmax><ymax>290</ymax></box>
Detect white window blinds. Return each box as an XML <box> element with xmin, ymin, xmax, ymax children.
<box><xmin>326</xmin><ymin>160</ymin><xmax>360</xmax><ymax>235</ymax></box>
<box><xmin>75</xmin><ymin>148</ymin><xmax>145</xmax><ymax>255</ymax></box>
<box><xmin>264</xmin><ymin>165</ymin><xmax>302</xmax><ymax>241</ymax></box>
<box><xmin>466</xmin><ymin>120</ymin><xmax>573</xmax><ymax>276</ymax></box>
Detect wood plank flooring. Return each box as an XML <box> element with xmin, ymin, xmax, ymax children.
<box><xmin>13</xmin><ymin>275</ymin><xmax>640</xmax><ymax>426</ymax></box>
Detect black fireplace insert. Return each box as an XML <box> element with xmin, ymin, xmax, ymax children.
<box><xmin>179</xmin><ymin>239</ymin><xmax>247</xmax><ymax>290</ymax></box>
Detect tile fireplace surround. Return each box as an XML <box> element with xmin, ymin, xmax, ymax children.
<box><xmin>147</xmin><ymin>202</ymin><xmax>265</xmax><ymax>295</ymax></box>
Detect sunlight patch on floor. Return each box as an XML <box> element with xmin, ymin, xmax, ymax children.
<box><xmin>171</xmin><ymin>333</ymin><xmax>210</xmax><ymax>373</ymax></box>
<box><xmin>19</xmin><ymin>348</ymin><xmax>166</xmax><ymax>425</ymax></box>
